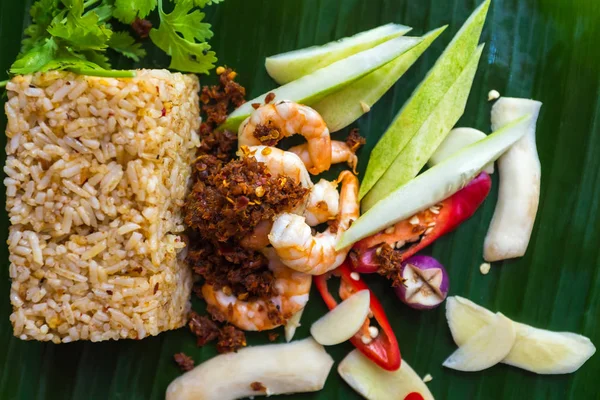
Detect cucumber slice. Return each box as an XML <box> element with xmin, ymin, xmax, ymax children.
<box><xmin>337</xmin><ymin>115</ymin><xmax>530</xmax><ymax>249</ymax></box>
<box><xmin>361</xmin><ymin>44</ymin><xmax>484</xmax><ymax>211</ymax></box>
<box><xmin>428</xmin><ymin>127</ymin><xmax>494</xmax><ymax>173</ymax></box>
<box><xmin>222</xmin><ymin>35</ymin><xmax>423</xmax><ymax>132</ymax></box>
<box><xmin>266</xmin><ymin>23</ymin><xmax>411</xmax><ymax>85</ymax></box>
<box><xmin>359</xmin><ymin>0</ymin><xmax>491</xmax><ymax>201</ymax></box>
<box><xmin>313</xmin><ymin>27</ymin><xmax>446</xmax><ymax>133</ymax></box>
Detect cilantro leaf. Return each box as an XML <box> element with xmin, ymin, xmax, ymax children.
<box><xmin>108</xmin><ymin>31</ymin><xmax>147</xmax><ymax>62</ymax></box>
<box><xmin>30</xmin><ymin>0</ymin><xmax>61</xmax><ymax>26</ymax></box>
<box><xmin>113</xmin><ymin>0</ymin><xmax>157</xmax><ymax>24</ymax></box>
<box><xmin>38</xmin><ymin>58</ymin><xmax>135</xmax><ymax>77</ymax></box>
<box><xmin>20</xmin><ymin>0</ymin><xmax>61</xmax><ymax>53</ymax></box>
<box><xmin>183</xmin><ymin>0</ymin><xmax>225</xmax><ymax>7</ymax></box>
<box><xmin>11</xmin><ymin>38</ymin><xmax>58</xmax><ymax>75</ymax></box>
<box><xmin>48</xmin><ymin>0</ymin><xmax>112</xmax><ymax>51</ymax></box>
<box><xmin>92</xmin><ymin>0</ymin><xmax>114</xmax><ymax>23</ymax></box>
<box><xmin>149</xmin><ymin>0</ymin><xmax>216</xmax><ymax>74</ymax></box>
<box><xmin>79</xmin><ymin>50</ymin><xmax>112</xmax><ymax>69</ymax></box>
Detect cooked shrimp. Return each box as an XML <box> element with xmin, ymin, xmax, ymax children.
<box><xmin>289</xmin><ymin>140</ymin><xmax>359</xmax><ymax>174</ymax></box>
<box><xmin>240</xmin><ymin>219</ymin><xmax>273</xmax><ymax>250</ymax></box>
<box><xmin>268</xmin><ymin>171</ymin><xmax>360</xmax><ymax>275</ymax></box>
<box><xmin>202</xmin><ymin>248</ymin><xmax>312</xmax><ymax>331</ymax></box>
<box><xmin>242</xmin><ymin>145</ymin><xmax>313</xmax><ymax>189</ymax></box>
<box><xmin>238</xmin><ymin>101</ymin><xmax>332</xmax><ymax>174</ymax></box>
<box><xmin>242</xmin><ymin>178</ymin><xmax>338</xmax><ymax>249</ymax></box>
<box><xmin>304</xmin><ymin>179</ymin><xmax>340</xmax><ymax>226</ymax></box>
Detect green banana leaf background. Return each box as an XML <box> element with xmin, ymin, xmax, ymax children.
<box><xmin>1</xmin><ymin>0</ymin><xmax>599</xmax><ymax>398</ymax></box>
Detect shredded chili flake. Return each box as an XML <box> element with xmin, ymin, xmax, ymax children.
<box><xmin>346</xmin><ymin>128</ymin><xmax>367</xmax><ymax>152</ymax></box>
<box><xmin>250</xmin><ymin>382</ymin><xmax>267</xmax><ymax>392</ymax></box>
<box><xmin>374</xmin><ymin>244</ymin><xmax>406</xmax><ymax>287</ymax></box>
<box><xmin>187</xmin><ymin>241</ymin><xmax>277</xmax><ymax>299</ymax></box>
<box><xmin>217</xmin><ymin>325</ymin><xmax>247</xmax><ymax>353</ymax></box>
<box><xmin>188</xmin><ymin>311</ymin><xmax>220</xmax><ymax>346</ymax></box>
<box><xmin>173</xmin><ymin>353</ymin><xmax>195</xmax><ymax>372</ymax></box>
<box><xmin>267</xmin><ymin>332</ymin><xmax>279</xmax><ymax>342</ymax></box>
<box><xmin>185</xmin><ymin>155</ymin><xmax>308</xmax><ymax>244</ymax></box>
<box><xmin>264</xmin><ymin>92</ymin><xmax>276</xmax><ymax>104</ymax></box>
<box><xmin>200</xmin><ymin>67</ymin><xmax>246</xmax><ymax>126</ymax></box>
<box><xmin>253</xmin><ymin>123</ymin><xmax>282</xmax><ymax>146</ymax></box>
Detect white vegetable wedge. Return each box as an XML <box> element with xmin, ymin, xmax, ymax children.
<box><xmin>505</xmin><ymin>324</ymin><xmax>596</xmax><ymax>374</ymax></box>
<box><xmin>428</xmin><ymin>127</ymin><xmax>494</xmax><ymax>174</ymax></box>
<box><xmin>338</xmin><ymin>349</ymin><xmax>434</xmax><ymax>400</ymax></box>
<box><xmin>284</xmin><ymin>308</ymin><xmax>304</xmax><ymax>342</ymax></box>
<box><xmin>484</xmin><ymin>97</ymin><xmax>542</xmax><ymax>262</ymax></box>
<box><xmin>443</xmin><ymin>312</ymin><xmax>516</xmax><ymax>372</ymax></box>
<box><xmin>310</xmin><ymin>290</ymin><xmax>370</xmax><ymax>346</ymax></box>
<box><xmin>337</xmin><ymin>115</ymin><xmax>530</xmax><ymax>249</ymax></box>
<box><xmin>166</xmin><ymin>338</ymin><xmax>334</xmax><ymax>400</ymax></box>
<box><xmin>223</xmin><ymin>35</ymin><xmax>422</xmax><ymax>131</ymax></box>
<box><xmin>266</xmin><ymin>23</ymin><xmax>411</xmax><ymax>84</ymax></box>
<box><xmin>446</xmin><ymin>296</ymin><xmax>596</xmax><ymax>374</ymax></box>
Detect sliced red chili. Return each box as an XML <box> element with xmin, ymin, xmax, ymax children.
<box><xmin>404</xmin><ymin>392</ymin><xmax>425</xmax><ymax>400</ymax></box>
<box><xmin>313</xmin><ymin>263</ymin><xmax>401</xmax><ymax>371</ymax></box>
<box><xmin>351</xmin><ymin>172</ymin><xmax>492</xmax><ymax>273</ymax></box>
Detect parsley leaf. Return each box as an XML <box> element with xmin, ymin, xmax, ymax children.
<box><xmin>109</xmin><ymin>31</ymin><xmax>147</xmax><ymax>62</ymax></box>
<box><xmin>149</xmin><ymin>0</ymin><xmax>217</xmax><ymax>74</ymax></box>
<box><xmin>47</xmin><ymin>0</ymin><xmax>112</xmax><ymax>51</ymax></box>
<box><xmin>113</xmin><ymin>0</ymin><xmax>157</xmax><ymax>24</ymax></box>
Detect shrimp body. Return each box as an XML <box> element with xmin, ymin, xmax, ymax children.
<box><xmin>304</xmin><ymin>179</ymin><xmax>340</xmax><ymax>226</ymax></box>
<box><xmin>289</xmin><ymin>140</ymin><xmax>359</xmax><ymax>174</ymax></box>
<box><xmin>239</xmin><ymin>101</ymin><xmax>332</xmax><ymax>174</ymax></box>
<box><xmin>202</xmin><ymin>248</ymin><xmax>311</xmax><ymax>331</ymax></box>
<box><xmin>268</xmin><ymin>171</ymin><xmax>360</xmax><ymax>275</ymax></box>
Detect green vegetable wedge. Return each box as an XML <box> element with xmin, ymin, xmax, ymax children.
<box><xmin>337</xmin><ymin>115</ymin><xmax>530</xmax><ymax>249</ymax></box>
<box><xmin>361</xmin><ymin>44</ymin><xmax>484</xmax><ymax>210</ymax></box>
<box><xmin>358</xmin><ymin>0</ymin><xmax>491</xmax><ymax>201</ymax></box>
<box><xmin>313</xmin><ymin>26</ymin><xmax>447</xmax><ymax>133</ymax></box>
<box><xmin>265</xmin><ymin>23</ymin><xmax>412</xmax><ymax>85</ymax></box>
<box><xmin>222</xmin><ymin>35</ymin><xmax>423</xmax><ymax>131</ymax></box>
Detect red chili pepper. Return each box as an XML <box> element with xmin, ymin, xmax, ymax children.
<box><xmin>404</xmin><ymin>393</ymin><xmax>425</xmax><ymax>400</ymax></box>
<box><xmin>351</xmin><ymin>172</ymin><xmax>492</xmax><ymax>273</ymax></box>
<box><xmin>313</xmin><ymin>263</ymin><xmax>401</xmax><ymax>371</ymax></box>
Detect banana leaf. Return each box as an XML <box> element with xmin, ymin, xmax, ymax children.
<box><xmin>1</xmin><ymin>0</ymin><xmax>599</xmax><ymax>399</ymax></box>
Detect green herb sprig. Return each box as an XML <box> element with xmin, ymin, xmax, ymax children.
<box><xmin>6</xmin><ymin>0</ymin><xmax>222</xmax><ymax>80</ymax></box>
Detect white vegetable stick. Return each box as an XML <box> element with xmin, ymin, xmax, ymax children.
<box><xmin>166</xmin><ymin>338</ymin><xmax>334</xmax><ymax>400</ymax></box>
<box><xmin>484</xmin><ymin>97</ymin><xmax>542</xmax><ymax>262</ymax></box>
<box><xmin>284</xmin><ymin>308</ymin><xmax>304</xmax><ymax>342</ymax></box>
